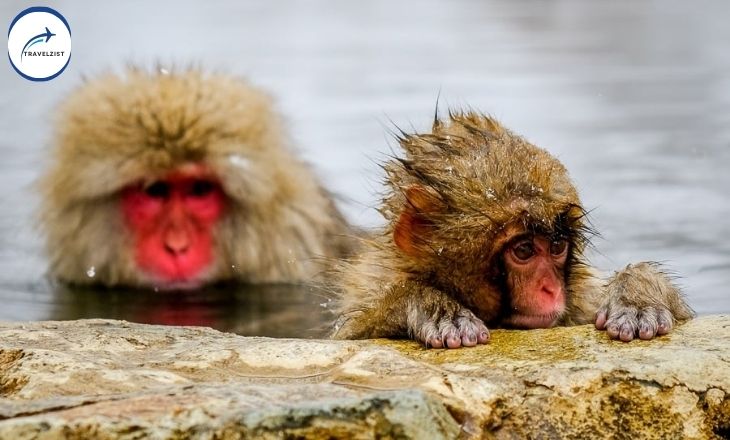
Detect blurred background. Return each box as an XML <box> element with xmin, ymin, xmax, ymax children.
<box><xmin>1</xmin><ymin>0</ymin><xmax>728</xmax><ymax>335</ymax></box>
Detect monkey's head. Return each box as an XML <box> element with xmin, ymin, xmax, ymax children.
<box><xmin>40</xmin><ymin>67</ymin><xmax>345</xmax><ymax>288</ymax></box>
<box><xmin>385</xmin><ymin>112</ymin><xmax>592</xmax><ymax>328</ymax></box>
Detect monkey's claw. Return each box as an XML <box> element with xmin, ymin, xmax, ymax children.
<box><xmin>595</xmin><ymin>304</ymin><xmax>673</xmax><ymax>342</ymax></box>
<box><xmin>421</xmin><ymin>308</ymin><xmax>490</xmax><ymax>349</ymax></box>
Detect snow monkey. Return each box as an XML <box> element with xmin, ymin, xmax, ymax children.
<box><xmin>39</xmin><ymin>68</ymin><xmax>350</xmax><ymax>289</ymax></box>
<box><xmin>333</xmin><ymin>111</ymin><xmax>693</xmax><ymax>347</ymax></box>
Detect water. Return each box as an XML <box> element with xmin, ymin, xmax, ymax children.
<box><xmin>1</xmin><ymin>0</ymin><xmax>728</xmax><ymax>336</ymax></box>
<box><xmin>0</xmin><ymin>282</ymin><xmax>332</xmax><ymax>337</ymax></box>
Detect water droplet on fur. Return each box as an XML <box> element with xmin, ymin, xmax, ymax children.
<box><xmin>229</xmin><ymin>154</ymin><xmax>252</xmax><ymax>170</ymax></box>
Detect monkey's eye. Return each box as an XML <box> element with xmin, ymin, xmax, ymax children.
<box><xmin>189</xmin><ymin>180</ymin><xmax>215</xmax><ymax>198</ymax></box>
<box><xmin>145</xmin><ymin>181</ymin><xmax>170</xmax><ymax>198</ymax></box>
<box><xmin>512</xmin><ymin>241</ymin><xmax>535</xmax><ymax>261</ymax></box>
<box><xmin>550</xmin><ymin>239</ymin><xmax>569</xmax><ymax>256</ymax></box>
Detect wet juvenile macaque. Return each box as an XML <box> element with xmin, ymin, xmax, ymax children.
<box><xmin>39</xmin><ymin>68</ymin><xmax>350</xmax><ymax>289</ymax></box>
<box><xmin>333</xmin><ymin>112</ymin><xmax>693</xmax><ymax>346</ymax></box>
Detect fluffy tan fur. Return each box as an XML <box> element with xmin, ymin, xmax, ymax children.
<box><xmin>334</xmin><ymin>111</ymin><xmax>691</xmax><ymax>342</ymax></box>
<box><xmin>39</xmin><ymin>67</ymin><xmax>350</xmax><ymax>286</ymax></box>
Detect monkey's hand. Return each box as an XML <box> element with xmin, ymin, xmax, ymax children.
<box><xmin>595</xmin><ymin>262</ymin><xmax>694</xmax><ymax>342</ymax></box>
<box><xmin>406</xmin><ymin>287</ymin><xmax>490</xmax><ymax>349</ymax></box>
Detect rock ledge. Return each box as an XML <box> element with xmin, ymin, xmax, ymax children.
<box><xmin>0</xmin><ymin>316</ymin><xmax>728</xmax><ymax>439</ymax></box>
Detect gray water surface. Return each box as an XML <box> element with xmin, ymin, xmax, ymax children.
<box><xmin>0</xmin><ymin>0</ymin><xmax>728</xmax><ymax>336</ymax></box>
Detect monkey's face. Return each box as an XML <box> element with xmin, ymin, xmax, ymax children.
<box><xmin>120</xmin><ymin>165</ymin><xmax>226</xmax><ymax>289</ymax></box>
<box><xmin>392</xmin><ymin>184</ymin><xmax>583</xmax><ymax>328</ymax></box>
<box><xmin>500</xmin><ymin>233</ymin><xmax>569</xmax><ymax>328</ymax></box>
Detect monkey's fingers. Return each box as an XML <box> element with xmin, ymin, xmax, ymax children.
<box><xmin>654</xmin><ymin>308</ymin><xmax>674</xmax><ymax>336</ymax></box>
<box><xmin>604</xmin><ymin>311</ymin><xmax>636</xmax><ymax>342</ymax></box>
<box><xmin>421</xmin><ymin>310</ymin><xmax>489</xmax><ymax>349</ymax></box>
<box><xmin>601</xmin><ymin>305</ymin><xmax>673</xmax><ymax>342</ymax></box>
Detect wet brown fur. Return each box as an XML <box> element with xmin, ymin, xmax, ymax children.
<box><xmin>39</xmin><ymin>67</ymin><xmax>351</xmax><ymax>287</ymax></box>
<box><xmin>333</xmin><ymin>111</ymin><xmax>693</xmax><ymax>343</ymax></box>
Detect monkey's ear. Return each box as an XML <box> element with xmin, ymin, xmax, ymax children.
<box><xmin>394</xmin><ymin>185</ymin><xmax>444</xmax><ymax>257</ymax></box>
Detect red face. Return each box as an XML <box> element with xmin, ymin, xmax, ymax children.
<box><xmin>502</xmin><ymin>235</ymin><xmax>569</xmax><ymax>328</ymax></box>
<box><xmin>121</xmin><ymin>166</ymin><xmax>225</xmax><ymax>288</ymax></box>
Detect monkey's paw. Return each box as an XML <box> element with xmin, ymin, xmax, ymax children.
<box><xmin>594</xmin><ymin>262</ymin><xmax>693</xmax><ymax>342</ymax></box>
<box><xmin>595</xmin><ymin>303</ymin><xmax>673</xmax><ymax>342</ymax></box>
<box><xmin>416</xmin><ymin>308</ymin><xmax>490</xmax><ymax>349</ymax></box>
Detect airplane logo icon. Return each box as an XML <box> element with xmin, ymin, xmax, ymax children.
<box><xmin>21</xmin><ymin>27</ymin><xmax>56</xmax><ymax>61</ymax></box>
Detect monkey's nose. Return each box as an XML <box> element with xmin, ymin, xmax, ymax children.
<box><xmin>540</xmin><ymin>280</ymin><xmax>562</xmax><ymax>299</ymax></box>
<box><xmin>541</xmin><ymin>285</ymin><xmax>558</xmax><ymax>297</ymax></box>
<box><xmin>164</xmin><ymin>229</ymin><xmax>190</xmax><ymax>255</ymax></box>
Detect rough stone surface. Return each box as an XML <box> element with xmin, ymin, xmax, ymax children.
<box><xmin>0</xmin><ymin>316</ymin><xmax>728</xmax><ymax>439</ymax></box>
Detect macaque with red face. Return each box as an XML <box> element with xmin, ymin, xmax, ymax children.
<box><xmin>333</xmin><ymin>111</ymin><xmax>693</xmax><ymax>347</ymax></box>
<box><xmin>39</xmin><ymin>68</ymin><xmax>350</xmax><ymax>289</ymax></box>
<box><xmin>501</xmin><ymin>234</ymin><xmax>569</xmax><ymax>329</ymax></box>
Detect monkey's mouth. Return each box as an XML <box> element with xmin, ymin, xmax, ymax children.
<box><xmin>143</xmin><ymin>263</ymin><xmax>212</xmax><ymax>291</ymax></box>
<box><xmin>138</xmin><ymin>250</ymin><xmax>216</xmax><ymax>291</ymax></box>
<box><xmin>504</xmin><ymin>312</ymin><xmax>562</xmax><ymax>329</ymax></box>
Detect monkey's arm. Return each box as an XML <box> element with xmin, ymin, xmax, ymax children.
<box><xmin>593</xmin><ymin>262</ymin><xmax>694</xmax><ymax>342</ymax></box>
<box><xmin>334</xmin><ymin>281</ymin><xmax>489</xmax><ymax>349</ymax></box>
